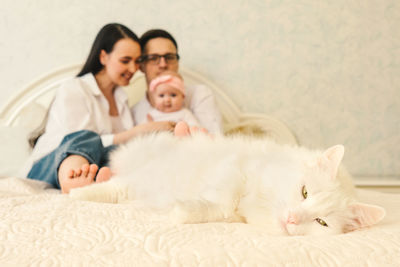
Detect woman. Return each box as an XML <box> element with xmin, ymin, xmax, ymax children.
<box><xmin>27</xmin><ymin>23</ymin><xmax>176</xmax><ymax>193</ymax></box>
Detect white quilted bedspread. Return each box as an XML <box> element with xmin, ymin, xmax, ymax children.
<box><xmin>1</xmin><ymin>177</ymin><xmax>399</xmax><ymax>267</ymax></box>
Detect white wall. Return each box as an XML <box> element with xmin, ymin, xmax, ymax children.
<box><xmin>1</xmin><ymin>0</ymin><xmax>399</xmax><ymax>179</ymax></box>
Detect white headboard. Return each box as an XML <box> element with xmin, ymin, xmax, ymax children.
<box><xmin>0</xmin><ymin>64</ymin><xmax>297</xmax><ymax>145</ymax></box>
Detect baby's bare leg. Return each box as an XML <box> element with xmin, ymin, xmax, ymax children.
<box><xmin>58</xmin><ymin>155</ymin><xmax>111</xmax><ymax>194</ymax></box>
<box><xmin>174</xmin><ymin>121</ymin><xmax>209</xmax><ymax>137</ymax></box>
<box><xmin>174</xmin><ymin>121</ymin><xmax>191</xmax><ymax>137</ymax></box>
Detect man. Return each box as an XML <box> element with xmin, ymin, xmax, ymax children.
<box><xmin>132</xmin><ymin>29</ymin><xmax>222</xmax><ymax>134</ymax></box>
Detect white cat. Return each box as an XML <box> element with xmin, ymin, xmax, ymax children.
<box><xmin>70</xmin><ymin>132</ymin><xmax>385</xmax><ymax>236</ymax></box>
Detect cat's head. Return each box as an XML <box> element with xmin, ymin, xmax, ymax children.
<box><xmin>282</xmin><ymin>145</ymin><xmax>385</xmax><ymax>236</ymax></box>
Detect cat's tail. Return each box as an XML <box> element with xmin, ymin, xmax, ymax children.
<box><xmin>69</xmin><ymin>179</ymin><xmax>128</xmax><ymax>203</ymax></box>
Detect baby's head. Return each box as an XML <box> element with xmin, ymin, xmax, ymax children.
<box><xmin>148</xmin><ymin>71</ymin><xmax>185</xmax><ymax>113</ymax></box>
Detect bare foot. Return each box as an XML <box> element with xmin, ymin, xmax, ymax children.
<box><xmin>190</xmin><ymin>126</ymin><xmax>199</xmax><ymax>133</ymax></box>
<box><xmin>61</xmin><ymin>163</ymin><xmax>98</xmax><ymax>194</ymax></box>
<box><xmin>96</xmin><ymin>167</ymin><xmax>111</xmax><ymax>183</ymax></box>
<box><xmin>58</xmin><ymin>155</ymin><xmax>112</xmax><ymax>194</ymax></box>
<box><xmin>199</xmin><ymin>127</ymin><xmax>209</xmax><ymax>134</ymax></box>
<box><xmin>174</xmin><ymin>122</ymin><xmax>209</xmax><ymax>137</ymax></box>
<box><xmin>174</xmin><ymin>121</ymin><xmax>191</xmax><ymax>137</ymax></box>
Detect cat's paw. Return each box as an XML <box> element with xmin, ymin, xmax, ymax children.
<box><xmin>69</xmin><ymin>187</ymin><xmax>87</xmax><ymax>200</ymax></box>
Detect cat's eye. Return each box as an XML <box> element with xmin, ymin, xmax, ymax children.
<box><xmin>302</xmin><ymin>186</ymin><xmax>308</xmax><ymax>199</ymax></box>
<box><xmin>315</xmin><ymin>218</ymin><xmax>328</xmax><ymax>227</ymax></box>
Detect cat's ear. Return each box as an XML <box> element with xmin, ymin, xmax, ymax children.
<box><xmin>320</xmin><ymin>145</ymin><xmax>345</xmax><ymax>179</ymax></box>
<box><xmin>345</xmin><ymin>202</ymin><xmax>386</xmax><ymax>232</ymax></box>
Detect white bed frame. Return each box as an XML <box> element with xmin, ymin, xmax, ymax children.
<box><xmin>3</xmin><ymin>65</ymin><xmax>400</xmax><ymax>191</ymax></box>
<box><xmin>0</xmin><ymin>64</ymin><xmax>298</xmax><ymax>146</ymax></box>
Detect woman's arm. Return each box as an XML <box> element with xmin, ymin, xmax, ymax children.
<box><xmin>112</xmin><ymin>121</ymin><xmax>176</xmax><ymax>144</ymax></box>
<box><xmin>56</xmin><ymin>80</ymin><xmax>175</xmax><ymax>145</ymax></box>
<box><xmin>52</xmin><ymin>82</ymin><xmax>95</xmax><ymax>133</ymax></box>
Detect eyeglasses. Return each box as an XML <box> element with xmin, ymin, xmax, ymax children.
<box><xmin>139</xmin><ymin>53</ymin><xmax>180</xmax><ymax>65</ymax></box>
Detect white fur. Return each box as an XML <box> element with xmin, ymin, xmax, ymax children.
<box><xmin>70</xmin><ymin>132</ymin><xmax>385</xmax><ymax>236</ymax></box>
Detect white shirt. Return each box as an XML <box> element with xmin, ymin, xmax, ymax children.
<box><xmin>137</xmin><ymin>104</ymin><xmax>200</xmax><ymax>127</ymax></box>
<box><xmin>110</xmin><ymin>115</ymin><xmax>125</xmax><ymax>133</ymax></box>
<box><xmin>30</xmin><ymin>73</ymin><xmax>134</xmax><ymax>163</ymax></box>
<box><xmin>132</xmin><ymin>84</ymin><xmax>222</xmax><ymax>134</ymax></box>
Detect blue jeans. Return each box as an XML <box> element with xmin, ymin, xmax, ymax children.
<box><xmin>27</xmin><ymin>130</ymin><xmax>116</xmax><ymax>189</ymax></box>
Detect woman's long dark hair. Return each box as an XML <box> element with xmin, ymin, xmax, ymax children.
<box><xmin>29</xmin><ymin>23</ymin><xmax>139</xmax><ymax>148</ymax></box>
<box><xmin>77</xmin><ymin>23</ymin><xmax>140</xmax><ymax>77</ymax></box>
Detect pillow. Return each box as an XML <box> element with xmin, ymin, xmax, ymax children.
<box><xmin>0</xmin><ymin>121</ymin><xmax>32</xmax><ymax>178</ymax></box>
<box><xmin>16</xmin><ymin>102</ymin><xmax>48</xmax><ymax>131</ymax></box>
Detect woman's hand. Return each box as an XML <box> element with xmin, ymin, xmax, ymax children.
<box><xmin>113</xmin><ymin>121</ymin><xmax>176</xmax><ymax>144</ymax></box>
<box><xmin>137</xmin><ymin>121</ymin><xmax>176</xmax><ymax>133</ymax></box>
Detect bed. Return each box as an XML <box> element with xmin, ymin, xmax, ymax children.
<box><xmin>1</xmin><ymin>65</ymin><xmax>399</xmax><ymax>266</ymax></box>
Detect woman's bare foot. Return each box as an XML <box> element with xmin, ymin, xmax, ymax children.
<box><xmin>96</xmin><ymin>167</ymin><xmax>112</xmax><ymax>183</ymax></box>
<box><xmin>58</xmin><ymin>155</ymin><xmax>111</xmax><ymax>194</ymax></box>
<box><xmin>60</xmin><ymin>163</ymin><xmax>97</xmax><ymax>194</ymax></box>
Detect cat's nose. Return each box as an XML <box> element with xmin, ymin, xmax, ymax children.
<box><xmin>287</xmin><ymin>213</ymin><xmax>298</xmax><ymax>225</ymax></box>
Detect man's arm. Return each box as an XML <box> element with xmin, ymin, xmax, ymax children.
<box><xmin>185</xmin><ymin>84</ymin><xmax>223</xmax><ymax>134</ymax></box>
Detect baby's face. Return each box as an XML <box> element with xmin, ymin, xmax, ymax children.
<box><xmin>150</xmin><ymin>84</ymin><xmax>184</xmax><ymax>113</ymax></box>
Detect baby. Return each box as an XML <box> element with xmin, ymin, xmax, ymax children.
<box><xmin>134</xmin><ymin>71</ymin><xmax>201</xmax><ymax>128</ymax></box>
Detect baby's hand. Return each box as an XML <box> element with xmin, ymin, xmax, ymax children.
<box><xmin>146</xmin><ymin>113</ymin><xmax>154</xmax><ymax>122</ymax></box>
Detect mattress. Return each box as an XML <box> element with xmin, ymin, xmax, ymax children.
<box><xmin>1</xmin><ymin>176</ymin><xmax>399</xmax><ymax>266</ymax></box>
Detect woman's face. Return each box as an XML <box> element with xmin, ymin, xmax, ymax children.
<box><xmin>100</xmin><ymin>38</ymin><xmax>141</xmax><ymax>87</ymax></box>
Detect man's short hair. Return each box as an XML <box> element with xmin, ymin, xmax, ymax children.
<box><xmin>140</xmin><ymin>29</ymin><xmax>178</xmax><ymax>53</ymax></box>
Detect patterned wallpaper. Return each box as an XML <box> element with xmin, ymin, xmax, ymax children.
<box><xmin>1</xmin><ymin>0</ymin><xmax>399</xmax><ymax>178</ymax></box>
